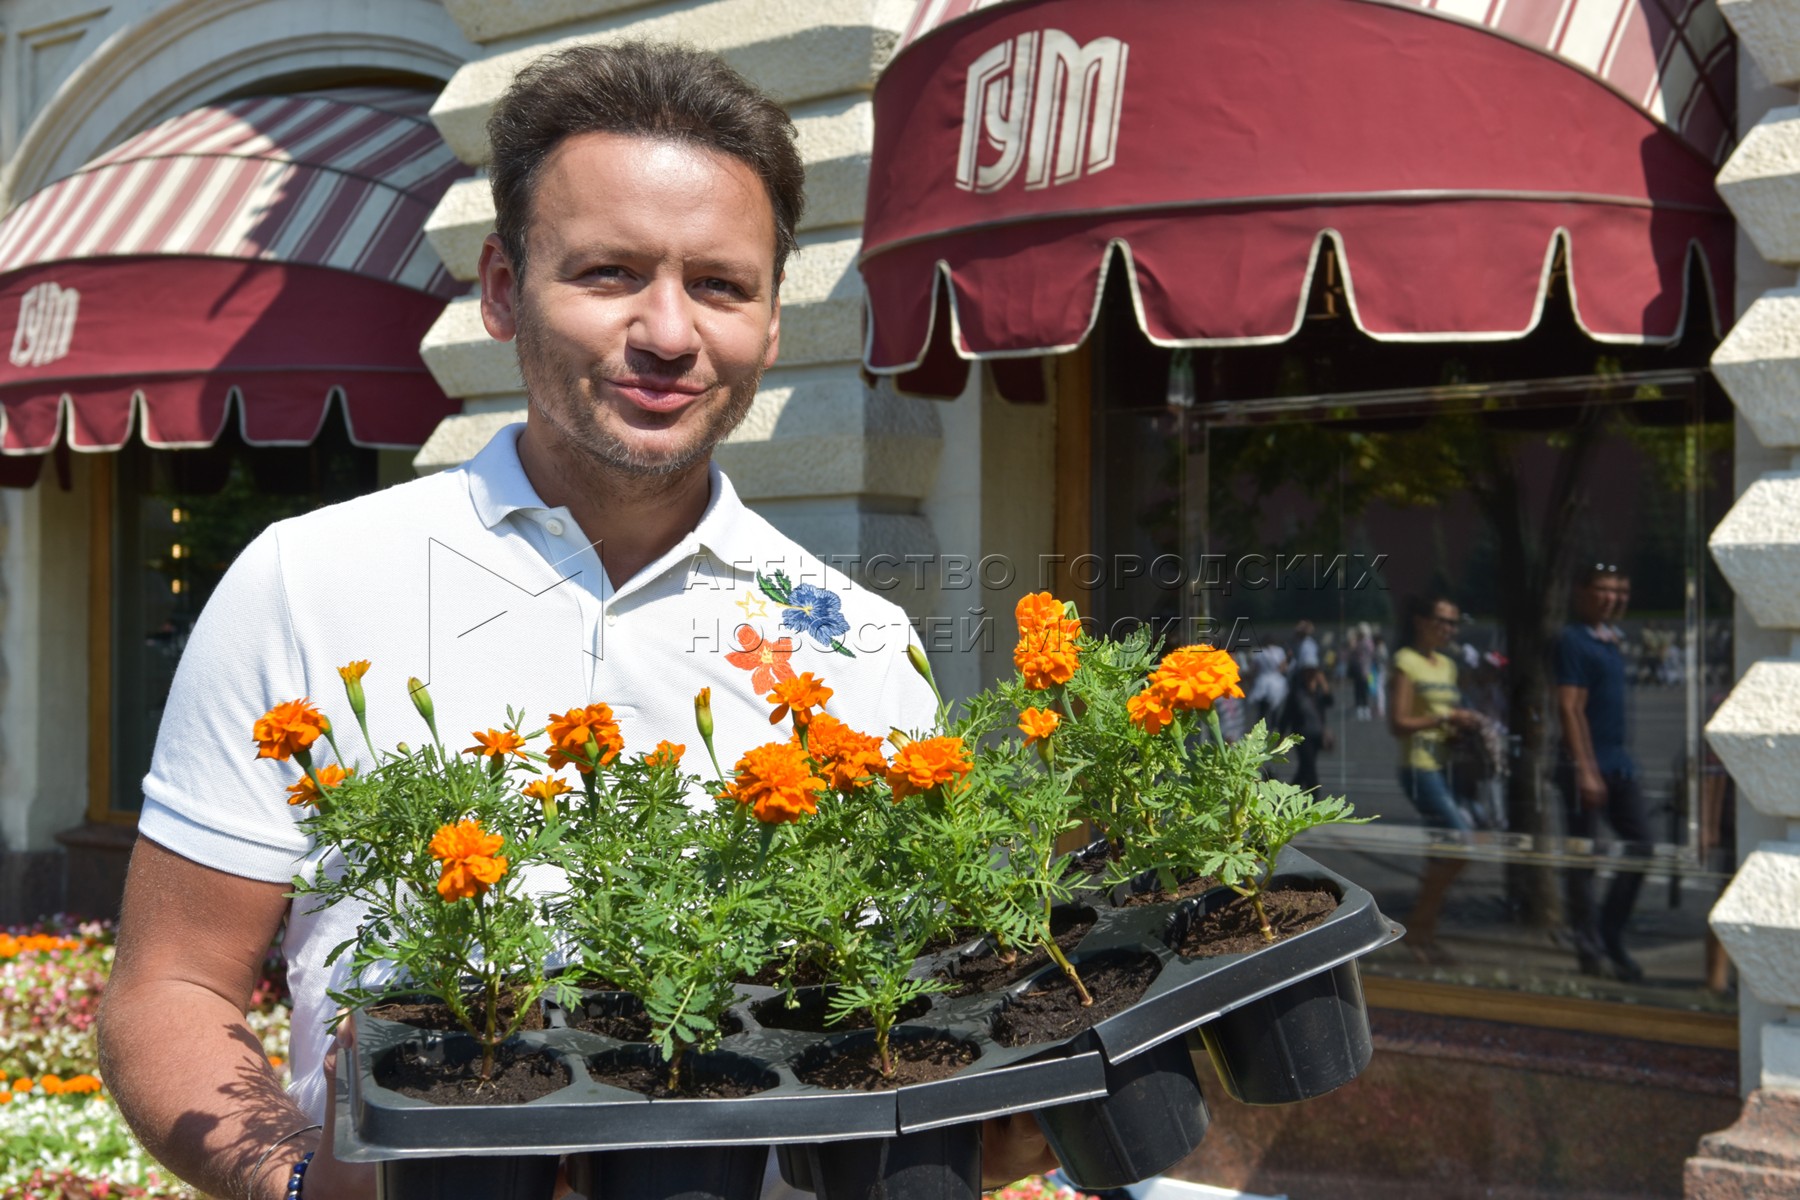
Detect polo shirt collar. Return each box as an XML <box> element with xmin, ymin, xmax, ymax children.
<box><xmin>460</xmin><ymin>422</ymin><xmax>768</xmax><ymax>574</ymax></box>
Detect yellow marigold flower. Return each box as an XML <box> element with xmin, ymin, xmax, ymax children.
<box><xmin>252</xmin><ymin>699</ymin><xmax>328</xmax><ymax>761</ymax></box>
<box><xmin>1127</xmin><ymin>687</ymin><xmax>1177</xmax><ymax>735</ymax></box>
<box><xmin>805</xmin><ymin>714</ymin><xmax>888</xmax><ymax>792</ymax></box>
<box><xmin>646</xmin><ymin>740</ymin><xmax>686</xmax><ymax>768</ymax></box>
<box><xmin>1018</xmin><ymin>707</ymin><xmax>1061</xmax><ymax>746</ymax></box>
<box><xmin>429</xmin><ymin>820</ymin><xmax>508</xmax><ymax>902</ymax></box>
<box><xmin>886</xmin><ymin>735</ymin><xmax>974</xmax><ymax>802</ymax></box>
<box><xmin>767</xmin><ymin>672</ymin><xmax>834</xmax><ymax>728</ymax></box>
<box><xmin>466</xmin><ymin>728</ymin><xmax>529</xmax><ymax>760</ymax></box>
<box><xmin>521</xmin><ymin>777</ymin><xmax>573</xmax><ymax>803</ymax></box>
<box><xmin>547</xmin><ymin>704</ymin><xmax>624</xmax><ymax>772</ymax></box>
<box><xmin>285</xmin><ymin>763</ymin><xmax>353</xmax><ymax>807</ymax></box>
<box><xmin>723</xmin><ymin>741</ymin><xmax>826</xmax><ymax>824</ymax></box>
<box><xmin>1149</xmin><ymin>644</ymin><xmax>1245</xmax><ymax>711</ymax></box>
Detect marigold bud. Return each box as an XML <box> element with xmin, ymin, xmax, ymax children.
<box><xmin>887</xmin><ymin>729</ymin><xmax>913</xmax><ymax>751</ymax></box>
<box><xmin>695</xmin><ymin>687</ymin><xmax>714</xmax><ymax>742</ymax></box>
<box><xmin>407</xmin><ymin>677</ymin><xmax>437</xmax><ymax>736</ymax></box>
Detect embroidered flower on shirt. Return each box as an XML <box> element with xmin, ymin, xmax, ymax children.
<box><xmin>756</xmin><ymin>571</ymin><xmax>855</xmax><ymax>657</ymax></box>
<box><xmin>725</xmin><ymin>625</ymin><xmax>798</xmax><ymax>694</ymax></box>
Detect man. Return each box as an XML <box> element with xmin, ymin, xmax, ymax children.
<box><xmin>96</xmin><ymin>43</ymin><xmax>1057</xmax><ymax>1198</ymax></box>
<box><xmin>1555</xmin><ymin>564</ymin><xmax>1649</xmax><ymax>983</ymax></box>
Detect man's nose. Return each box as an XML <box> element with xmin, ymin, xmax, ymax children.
<box><xmin>628</xmin><ymin>276</ymin><xmax>703</xmax><ymax>362</ymax></box>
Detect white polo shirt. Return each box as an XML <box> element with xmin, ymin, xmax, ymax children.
<box><xmin>138</xmin><ymin>423</ymin><xmax>938</xmax><ymax>1120</ymax></box>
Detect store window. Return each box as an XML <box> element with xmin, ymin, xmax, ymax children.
<box><xmin>1087</xmin><ymin>263</ymin><xmax>1734</xmax><ymax>1017</ymax></box>
<box><xmin>94</xmin><ymin>413</ymin><xmax>380</xmax><ymax>817</ymax></box>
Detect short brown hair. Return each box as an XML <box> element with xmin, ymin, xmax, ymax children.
<box><xmin>487</xmin><ymin>41</ymin><xmax>805</xmax><ymax>282</ymax></box>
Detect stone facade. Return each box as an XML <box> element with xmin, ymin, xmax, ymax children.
<box><xmin>1691</xmin><ymin>0</ymin><xmax>1800</xmax><ymax>1191</ymax></box>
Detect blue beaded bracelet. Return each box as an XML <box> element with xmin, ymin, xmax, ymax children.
<box><xmin>285</xmin><ymin>1151</ymin><xmax>313</xmax><ymax>1199</ymax></box>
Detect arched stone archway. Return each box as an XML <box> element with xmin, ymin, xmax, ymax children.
<box><xmin>1</xmin><ymin>0</ymin><xmax>478</xmax><ymax>206</ymax></box>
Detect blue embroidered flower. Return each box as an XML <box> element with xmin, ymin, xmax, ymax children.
<box><xmin>781</xmin><ymin>583</ymin><xmax>850</xmax><ymax>650</ymax></box>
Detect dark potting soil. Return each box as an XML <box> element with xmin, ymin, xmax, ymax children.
<box><xmin>750</xmin><ymin>992</ymin><xmax>931</xmax><ymax>1034</ymax></box>
<box><xmin>1177</xmin><ymin>882</ymin><xmax>1339</xmax><ymax>958</ymax></box>
<box><xmin>376</xmin><ymin>1043</ymin><xmax>569</xmax><ymax>1106</ymax></box>
<box><xmin>588</xmin><ymin>1057</ymin><xmax>775</xmax><ymax>1100</ymax></box>
<box><xmin>739</xmin><ymin>957</ymin><xmax>830</xmax><ymax>988</ymax></box>
<box><xmin>936</xmin><ymin>908</ymin><xmax>1096</xmax><ymax>997</ymax></box>
<box><xmin>991</xmin><ymin>953</ymin><xmax>1162</xmax><ymax>1048</ymax></box>
<box><xmin>794</xmin><ymin>1035</ymin><xmax>979</xmax><ymax>1091</ymax></box>
<box><xmin>915</xmin><ymin>927</ymin><xmax>986</xmax><ymax>957</ymax></box>
<box><xmin>569</xmin><ymin>1004</ymin><xmax>742</xmax><ymax>1042</ymax></box>
<box><xmin>1119</xmin><ymin>874</ymin><xmax>1221</xmax><ymax>908</ymax></box>
<box><xmin>367</xmin><ymin>997</ymin><xmax>546</xmax><ymax>1033</ymax></box>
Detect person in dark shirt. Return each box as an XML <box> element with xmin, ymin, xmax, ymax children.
<box><xmin>1277</xmin><ymin>665</ymin><xmax>1333</xmax><ymax>791</ymax></box>
<box><xmin>1555</xmin><ymin>564</ymin><xmax>1650</xmax><ymax>982</ymax></box>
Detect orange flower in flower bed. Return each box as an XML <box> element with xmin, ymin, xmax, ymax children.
<box><xmin>805</xmin><ymin>713</ymin><xmax>887</xmax><ymax>792</ymax></box>
<box><xmin>1018</xmin><ymin>707</ymin><xmax>1061</xmax><ymax>746</ymax></box>
<box><xmin>0</xmin><ymin>932</ymin><xmax>80</xmax><ymax>957</ymax></box>
<box><xmin>887</xmin><ymin>735</ymin><xmax>973</xmax><ymax>802</ymax></box>
<box><xmin>767</xmin><ymin>672</ymin><xmax>833</xmax><ymax>728</ymax></box>
<box><xmin>429</xmin><ymin>820</ymin><xmax>509</xmax><ymax>902</ymax></box>
<box><xmin>724</xmin><ymin>741</ymin><xmax>826</xmax><ymax>823</ymax></box>
<box><xmin>59</xmin><ymin>1074</ymin><xmax>103</xmax><ymax>1095</ymax></box>
<box><xmin>252</xmin><ymin>699</ymin><xmax>328</xmax><ymax>761</ymax></box>
<box><xmin>1127</xmin><ymin>687</ymin><xmax>1176</xmax><ymax>735</ymax></box>
<box><xmin>645</xmin><ymin>740</ymin><xmax>685</xmax><ymax>768</ymax></box>
<box><xmin>547</xmin><ymin>703</ymin><xmax>624</xmax><ymax>772</ymax></box>
<box><xmin>285</xmin><ymin>763</ymin><xmax>353</xmax><ymax>807</ymax></box>
<box><xmin>1149</xmin><ymin>644</ymin><xmax>1244</xmax><ymax>711</ymax></box>
<box><xmin>466</xmin><ymin>728</ymin><xmax>529</xmax><ymax>760</ymax></box>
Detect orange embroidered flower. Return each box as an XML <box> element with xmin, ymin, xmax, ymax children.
<box><xmin>285</xmin><ymin>763</ymin><xmax>353</xmax><ymax>807</ymax></box>
<box><xmin>1018</xmin><ymin>708</ymin><xmax>1061</xmax><ymax>746</ymax></box>
<box><xmin>466</xmin><ymin>728</ymin><xmax>529</xmax><ymax>760</ymax></box>
<box><xmin>724</xmin><ymin>625</ymin><xmax>798</xmax><ymax>695</ymax></box>
<box><xmin>723</xmin><ymin>741</ymin><xmax>826</xmax><ymax>823</ymax></box>
<box><xmin>886</xmin><ymin>735</ymin><xmax>974</xmax><ymax>802</ymax></box>
<box><xmin>1149</xmin><ymin>644</ymin><xmax>1245</xmax><ymax>711</ymax></box>
<box><xmin>645</xmin><ymin>740</ymin><xmax>686</xmax><ymax>768</ymax></box>
<box><xmin>252</xmin><ymin>699</ymin><xmax>328</xmax><ymax>761</ymax></box>
<box><xmin>546</xmin><ymin>704</ymin><xmax>624</xmax><ymax>772</ymax></box>
<box><xmin>522</xmin><ymin>777</ymin><xmax>573</xmax><ymax>803</ymax></box>
<box><xmin>429</xmin><ymin>820</ymin><xmax>508</xmax><ymax>902</ymax></box>
<box><xmin>767</xmin><ymin>672</ymin><xmax>833</xmax><ymax>728</ymax></box>
<box><xmin>1127</xmin><ymin>687</ymin><xmax>1176</xmax><ymax>735</ymax></box>
<box><xmin>805</xmin><ymin>714</ymin><xmax>887</xmax><ymax>792</ymax></box>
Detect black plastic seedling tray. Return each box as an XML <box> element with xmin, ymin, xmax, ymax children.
<box><xmin>336</xmin><ymin>846</ymin><xmax>1397</xmax><ymax>1166</ymax></box>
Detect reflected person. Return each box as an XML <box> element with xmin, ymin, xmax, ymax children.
<box><xmin>1556</xmin><ymin>565</ymin><xmax>1649</xmax><ymax>983</ymax></box>
<box><xmin>1389</xmin><ymin>594</ymin><xmax>1481</xmax><ymax>964</ymax></box>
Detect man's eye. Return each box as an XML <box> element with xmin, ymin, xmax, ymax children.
<box><xmin>698</xmin><ymin>278</ymin><xmax>744</xmax><ymax>297</ymax></box>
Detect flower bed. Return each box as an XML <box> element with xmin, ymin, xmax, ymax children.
<box><xmin>0</xmin><ymin>918</ymin><xmax>291</xmax><ymax>1200</ymax></box>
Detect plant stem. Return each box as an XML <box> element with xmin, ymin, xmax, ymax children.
<box><xmin>1252</xmin><ymin>890</ymin><xmax>1275</xmax><ymax>943</ymax></box>
<box><xmin>876</xmin><ymin>1015</ymin><xmax>895</xmax><ymax>1078</ymax></box>
<box><xmin>1043</xmin><ymin>937</ymin><xmax>1093</xmax><ymax>1007</ymax></box>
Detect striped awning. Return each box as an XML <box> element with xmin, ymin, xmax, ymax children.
<box><xmin>0</xmin><ymin>88</ymin><xmax>472</xmax><ymax>476</ymax></box>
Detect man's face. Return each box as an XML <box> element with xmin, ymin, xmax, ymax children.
<box><xmin>480</xmin><ymin>131</ymin><xmax>781</xmax><ymax>478</ymax></box>
<box><xmin>1578</xmin><ymin>575</ymin><xmax>1630</xmax><ymax>623</ymax></box>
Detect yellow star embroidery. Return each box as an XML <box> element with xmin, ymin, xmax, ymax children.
<box><xmin>735</xmin><ymin>591</ymin><xmax>770</xmax><ymax>620</ymax></box>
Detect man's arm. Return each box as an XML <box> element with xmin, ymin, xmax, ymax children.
<box><xmin>98</xmin><ymin>837</ymin><xmax>374</xmax><ymax>1200</ymax></box>
<box><xmin>1556</xmin><ymin>684</ymin><xmax>1607</xmax><ymax>809</ymax></box>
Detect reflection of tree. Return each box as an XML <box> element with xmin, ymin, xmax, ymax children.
<box><xmin>1211</xmin><ymin>381</ymin><xmax>1707</xmax><ymax>926</ymax></box>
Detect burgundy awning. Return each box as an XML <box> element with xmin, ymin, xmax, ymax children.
<box><xmin>0</xmin><ymin>89</ymin><xmax>469</xmax><ymax>474</ymax></box>
<box><xmin>861</xmin><ymin>0</ymin><xmax>1736</xmax><ymax>399</ymax></box>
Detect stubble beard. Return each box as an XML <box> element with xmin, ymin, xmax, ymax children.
<box><xmin>514</xmin><ymin>292</ymin><xmax>764</xmax><ymax>484</ymax></box>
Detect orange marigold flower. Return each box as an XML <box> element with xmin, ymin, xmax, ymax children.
<box><xmin>39</xmin><ymin>1075</ymin><xmax>63</xmax><ymax>1095</ymax></box>
<box><xmin>645</xmin><ymin>740</ymin><xmax>686</xmax><ymax>768</ymax></box>
<box><xmin>1149</xmin><ymin>644</ymin><xmax>1245</xmax><ymax>711</ymax></box>
<box><xmin>1014</xmin><ymin>591</ymin><xmax>1072</xmax><ymax>631</ymax></box>
<box><xmin>1015</xmin><ymin>640</ymin><xmax>1080</xmax><ymax>690</ymax></box>
<box><xmin>12</xmin><ymin>1078</ymin><xmax>32</xmax><ymax>1092</ymax></box>
<box><xmin>252</xmin><ymin>699</ymin><xmax>328</xmax><ymax>761</ymax></box>
<box><xmin>0</xmin><ymin>1091</ymin><xmax>10</xmax><ymax>1105</ymax></box>
<box><xmin>723</xmin><ymin>741</ymin><xmax>826</xmax><ymax>824</ymax></box>
<box><xmin>1127</xmin><ymin>687</ymin><xmax>1177</xmax><ymax>735</ymax></box>
<box><xmin>805</xmin><ymin>713</ymin><xmax>888</xmax><ymax>792</ymax></box>
<box><xmin>285</xmin><ymin>763</ymin><xmax>353</xmax><ymax>807</ymax></box>
<box><xmin>886</xmin><ymin>735</ymin><xmax>974</xmax><ymax>802</ymax></box>
<box><xmin>336</xmin><ymin>660</ymin><xmax>371</xmax><ymax>683</ymax></box>
<box><xmin>767</xmin><ymin>672</ymin><xmax>834</xmax><ymax>728</ymax></box>
<box><xmin>521</xmin><ymin>777</ymin><xmax>573</xmax><ymax>803</ymax></box>
<box><xmin>66</xmin><ymin>1073</ymin><xmax>102</xmax><ymax>1094</ymax></box>
<box><xmin>429</xmin><ymin>820</ymin><xmax>508</xmax><ymax>902</ymax></box>
<box><xmin>1018</xmin><ymin>708</ymin><xmax>1061</xmax><ymax>746</ymax></box>
<box><xmin>466</xmin><ymin>728</ymin><xmax>529</xmax><ymax>760</ymax></box>
<box><xmin>546</xmin><ymin>704</ymin><xmax>624</xmax><ymax>772</ymax></box>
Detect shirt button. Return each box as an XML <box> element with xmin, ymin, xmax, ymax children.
<box><xmin>605</xmin><ymin>611</ymin><xmax>618</xmax><ymax>627</ymax></box>
<box><xmin>544</xmin><ymin>517</ymin><xmax>565</xmax><ymax>537</ymax></box>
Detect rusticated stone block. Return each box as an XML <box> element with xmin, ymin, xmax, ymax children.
<box><xmin>1686</xmin><ymin>1089</ymin><xmax>1800</xmax><ymax>1199</ymax></box>
<box><xmin>1718</xmin><ymin>108</ymin><xmax>1800</xmax><ymax>266</ymax></box>
<box><xmin>1721</xmin><ymin>0</ymin><xmax>1800</xmax><ymax>88</ymax></box>
<box><xmin>1713</xmin><ymin>294</ymin><xmax>1800</xmax><ymax>450</ymax></box>
<box><xmin>1709</xmin><ymin>475</ymin><xmax>1800</xmax><ymax>629</ymax></box>
<box><xmin>1710</xmin><ymin>842</ymin><xmax>1800</xmax><ymax>1007</ymax></box>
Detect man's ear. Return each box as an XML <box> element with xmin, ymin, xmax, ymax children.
<box><xmin>763</xmin><ymin>274</ymin><xmax>783</xmax><ymax>369</ymax></box>
<box><xmin>478</xmin><ymin>233</ymin><xmax>520</xmax><ymax>343</ymax></box>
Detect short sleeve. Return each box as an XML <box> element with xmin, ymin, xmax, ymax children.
<box><xmin>1552</xmin><ymin>629</ymin><xmax>1590</xmax><ymax>690</ymax></box>
<box><xmin>137</xmin><ymin>526</ymin><xmax>316</xmax><ymax>883</ymax></box>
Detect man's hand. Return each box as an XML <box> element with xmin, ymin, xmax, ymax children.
<box><xmin>299</xmin><ymin>1025</ymin><xmax>377</xmax><ymax>1198</ymax></box>
<box><xmin>1578</xmin><ymin>770</ymin><xmax>1608</xmax><ymax>811</ymax></box>
<box><xmin>981</xmin><ymin>1113</ymin><xmax>1060</xmax><ymax>1189</ymax></box>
